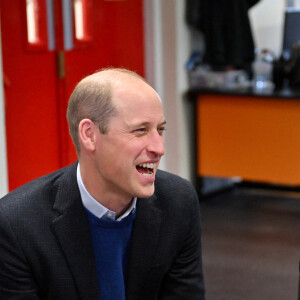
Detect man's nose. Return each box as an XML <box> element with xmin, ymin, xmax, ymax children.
<box><xmin>147</xmin><ymin>132</ymin><xmax>165</xmax><ymax>157</ymax></box>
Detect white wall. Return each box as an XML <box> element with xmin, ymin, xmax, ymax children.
<box><xmin>249</xmin><ymin>0</ymin><xmax>285</xmax><ymax>57</ymax></box>
<box><xmin>144</xmin><ymin>0</ymin><xmax>194</xmax><ymax>180</ymax></box>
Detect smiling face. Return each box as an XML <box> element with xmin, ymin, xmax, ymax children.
<box><xmin>91</xmin><ymin>74</ymin><xmax>166</xmax><ymax>202</ymax></box>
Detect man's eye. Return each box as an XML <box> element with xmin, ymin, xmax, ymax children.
<box><xmin>158</xmin><ymin>127</ymin><xmax>166</xmax><ymax>134</ymax></box>
<box><xmin>133</xmin><ymin>128</ymin><xmax>146</xmax><ymax>133</ymax></box>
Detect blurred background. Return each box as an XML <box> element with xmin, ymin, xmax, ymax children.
<box><xmin>0</xmin><ymin>0</ymin><xmax>299</xmax><ymax>299</ymax></box>
<box><xmin>0</xmin><ymin>0</ymin><xmax>288</xmax><ymax>194</ymax></box>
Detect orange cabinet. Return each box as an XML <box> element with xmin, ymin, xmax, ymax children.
<box><xmin>195</xmin><ymin>92</ymin><xmax>300</xmax><ymax>186</ymax></box>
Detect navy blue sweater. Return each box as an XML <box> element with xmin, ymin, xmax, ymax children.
<box><xmin>85</xmin><ymin>209</ymin><xmax>136</xmax><ymax>300</ymax></box>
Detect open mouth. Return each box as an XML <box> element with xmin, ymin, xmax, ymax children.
<box><xmin>136</xmin><ymin>163</ymin><xmax>157</xmax><ymax>178</ymax></box>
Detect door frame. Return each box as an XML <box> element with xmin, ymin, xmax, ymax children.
<box><xmin>0</xmin><ymin>22</ymin><xmax>8</xmax><ymax>197</ymax></box>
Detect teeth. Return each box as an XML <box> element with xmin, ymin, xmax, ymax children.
<box><xmin>139</xmin><ymin>163</ymin><xmax>156</xmax><ymax>169</ymax></box>
<box><xmin>141</xmin><ymin>173</ymin><xmax>153</xmax><ymax>178</ymax></box>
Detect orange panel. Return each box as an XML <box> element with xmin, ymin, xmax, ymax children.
<box><xmin>197</xmin><ymin>94</ymin><xmax>300</xmax><ymax>185</ymax></box>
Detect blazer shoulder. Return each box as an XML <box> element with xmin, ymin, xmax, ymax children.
<box><xmin>155</xmin><ymin>169</ymin><xmax>196</xmax><ymax>195</ymax></box>
<box><xmin>0</xmin><ymin>163</ymin><xmax>77</xmax><ymax>211</ymax></box>
<box><xmin>154</xmin><ymin>170</ymin><xmax>199</xmax><ymax>213</ymax></box>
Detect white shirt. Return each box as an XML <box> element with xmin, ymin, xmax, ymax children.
<box><xmin>76</xmin><ymin>164</ymin><xmax>137</xmax><ymax>221</ymax></box>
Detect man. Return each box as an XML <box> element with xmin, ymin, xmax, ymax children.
<box><xmin>0</xmin><ymin>68</ymin><xmax>205</xmax><ymax>299</ymax></box>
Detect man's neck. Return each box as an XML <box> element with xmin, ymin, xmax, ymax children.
<box><xmin>79</xmin><ymin>161</ymin><xmax>134</xmax><ymax>216</ymax></box>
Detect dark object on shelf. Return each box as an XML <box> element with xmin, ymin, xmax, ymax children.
<box><xmin>273</xmin><ymin>42</ymin><xmax>300</xmax><ymax>89</ymax></box>
<box><xmin>282</xmin><ymin>9</ymin><xmax>300</xmax><ymax>60</ymax></box>
<box><xmin>285</xmin><ymin>42</ymin><xmax>300</xmax><ymax>88</ymax></box>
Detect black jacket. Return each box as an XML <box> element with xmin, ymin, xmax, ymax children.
<box><xmin>0</xmin><ymin>163</ymin><xmax>205</xmax><ymax>299</ymax></box>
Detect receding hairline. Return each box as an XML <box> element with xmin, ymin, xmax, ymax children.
<box><xmin>86</xmin><ymin>68</ymin><xmax>164</xmax><ymax>106</ymax></box>
<box><xmin>77</xmin><ymin>68</ymin><xmax>156</xmax><ymax>107</ymax></box>
<box><xmin>80</xmin><ymin>68</ymin><xmax>147</xmax><ymax>87</ymax></box>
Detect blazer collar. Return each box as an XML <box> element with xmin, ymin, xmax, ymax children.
<box><xmin>126</xmin><ymin>193</ymin><xmax>162</xmax><ymax>298</ymax></box>
<box><xmin>51</xmin><ymin>162</ymin><xmax>100</xmax><ymax>300</ymax></box>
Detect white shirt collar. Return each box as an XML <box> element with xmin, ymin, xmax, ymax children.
<box><xmin>76</xmin><ymin>164</ymin><xmax>137</xmax><ymax>221</ymax></box>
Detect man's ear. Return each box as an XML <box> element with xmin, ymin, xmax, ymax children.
<box><xmin>78</xmin><ymin>119</ymin><xmax>98</xmax><ymax>152</ymax></box>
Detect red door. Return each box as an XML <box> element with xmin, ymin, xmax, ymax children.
<box><xmin>0</xmin><ymin>0</ymin><xmax>144</xmax><ymax>191</ymax></box>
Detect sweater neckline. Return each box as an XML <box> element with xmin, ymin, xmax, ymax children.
<box><xmin>85</xmin><ymin>208</ymin><xmax>136</xmax><ymax>228</ymax></box>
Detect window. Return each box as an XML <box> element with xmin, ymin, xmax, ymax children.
<box><xmin>73</xmin><ymin>0</ymin><xmax>91</xmax><ymax>41</ymax></box>
<box><xmin>26</xmin><ymin>0</ymin><xmax>39</xmax><ymax>44</ymax></box>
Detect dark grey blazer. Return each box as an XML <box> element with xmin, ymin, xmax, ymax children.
<box><xmin>0</xmin><ymin>163</ymin><xmax>205</xmax><ymax>299</ymax></box>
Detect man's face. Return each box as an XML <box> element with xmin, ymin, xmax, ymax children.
<box><xmin>93</xmin><ymin>79</ymin><xmax>165</xmax><ymax>201</ymax></box>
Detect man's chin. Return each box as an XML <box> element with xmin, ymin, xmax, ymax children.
<box><xmin>136</xmin><ymin>186</ymin><xmax>155</xmax><ymax>199</ymax></box>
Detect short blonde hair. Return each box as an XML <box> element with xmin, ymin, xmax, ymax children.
<box><xmin>67</xmin><ymin>68</ymin><xmax>145</xmax><ymax>154</ymax></box>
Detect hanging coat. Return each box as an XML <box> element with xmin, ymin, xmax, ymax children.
<box><xmin>186</xmin><ymin>0</ymin><xmax>260</xmax><ymax>70</ymax></box>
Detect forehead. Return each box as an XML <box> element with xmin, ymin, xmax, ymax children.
<box><xmin>112</xmin><ymin>77</ymin><xmax>164</xmax><ymax>120</ymax></box>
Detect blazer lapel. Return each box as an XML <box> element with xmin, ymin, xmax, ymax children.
<box><xmin>126</xmin><ymin>194</ymin><xmax>162</xmax><ymax>298</ymax></box>
<box><xmin>51</xmin><ymin>164</ymin><xmax>100</xmax><ymax>300</ymax></box>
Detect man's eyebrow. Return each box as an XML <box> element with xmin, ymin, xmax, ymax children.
<box><xmin>129</xmin><ymin>120</ymin><xmax>167</xmax><ymax>128</ymax></box>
